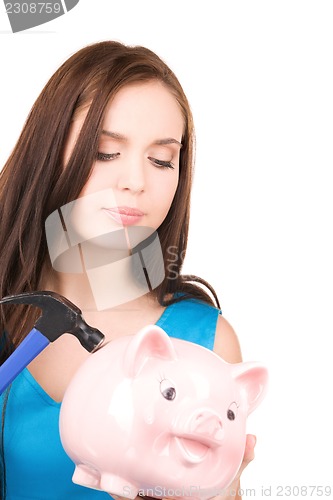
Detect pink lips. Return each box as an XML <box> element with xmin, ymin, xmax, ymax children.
<box><xmin>103</xmin><ymin>206</ymin><xmax>145</xmax><ymax>226</ymax></box>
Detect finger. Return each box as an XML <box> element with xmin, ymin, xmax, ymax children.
<box><xmin>245</xmin><ymin>433</ymin><xmax>257</xmax><ymax>461</ymax></box>
<box><xmin>239</xmin><ymin>434</ymin><xmax>257</xmax><ymax>474</ymax></box>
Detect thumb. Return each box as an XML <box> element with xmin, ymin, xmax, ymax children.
<box><xmin>239</xmin><ymin>434</ymin><xmax>257</xmax><ymax>474</ymax></box>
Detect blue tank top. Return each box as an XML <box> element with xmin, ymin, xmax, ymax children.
<box><xmin>1</xmin><ymin>298</ymin><xmax>220</xmax><ymax>499</ymax></box>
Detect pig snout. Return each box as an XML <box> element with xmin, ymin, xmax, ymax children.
<box><xmin>189</xmin><ymin>411</ymin><xmax>224</xmax><ymax>447</ymax></box>
<box><xmin>171</xmin><ymin>409</ymin><xmax>224</xmax><ymax>465</ymax></box>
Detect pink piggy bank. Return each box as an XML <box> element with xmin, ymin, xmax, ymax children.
<box><xmin>59</xmin><ymin>325</ymin><xmax>268</xmax><ymax>499</ymax></box>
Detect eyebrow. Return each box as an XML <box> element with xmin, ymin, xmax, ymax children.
<box><xmin>101</xmin><ymin>130</ymin><xmax>183</xmax><ymax>148</ymax></box>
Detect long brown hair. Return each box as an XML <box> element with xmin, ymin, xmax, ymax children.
<box><xmin>0</xmin><ymin>40</ymin><xmax>219</xmax><ymax>358</ymax></box>
<box><xmin>0</xmin><ymin>40</ymin><xmax>219</xmax><ymax>497</ymax></box>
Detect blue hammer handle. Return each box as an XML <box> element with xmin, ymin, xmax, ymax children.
<box><xmin>0</xmin><ymin>328</ymin><xmax>49</xmax><ymax>395</ymax></box>
<box><xmin>0</xmin><ymin>290</ymin><xmax>105</xmax><ymax>396</ymax></box>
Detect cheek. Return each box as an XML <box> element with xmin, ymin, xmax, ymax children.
<box><xmin>77</xmin><ymin>163</ymin><xmax>105</xmax><ymax>198</ymax></box>
<box><xmin>153</xmin><ymin>173</ymin><xmax>179</xmax><ymax>217</ymax></box>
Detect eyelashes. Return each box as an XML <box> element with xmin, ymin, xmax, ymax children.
<box><xmin>96</xmin><ymin>152</ymin><xmax>174</xmax><ymax>170</ymax></box>
<box><xmin>147</xmin><ymin>156</ymin><xmax>174</xmax><ymax>170</ymax></box>
<box><xmin>96</xmin><ymin>152</ymin><xmax>120</xmax><ymax>161</ymax></box>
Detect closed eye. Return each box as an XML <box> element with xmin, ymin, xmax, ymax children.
<box><xmin>148</xmin><ymin>156</ymin><xmax>174</xmax><ymax>170</ymax></box>
<box><xmin>97</xmin><ymin>152</ymin><xmax>120</xmax><ymax>162</ymax></box>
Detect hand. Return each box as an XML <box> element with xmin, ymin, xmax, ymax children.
<box><xmin>215</xmin><ymin>434</ymin><xmax>257</xmax><ymax>500</ymax></box>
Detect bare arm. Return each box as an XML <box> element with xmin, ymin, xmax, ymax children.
<box><xmin>213</xmin><ymin>315</ymin><xmax>256</xmax><ymax>500</ymax></box>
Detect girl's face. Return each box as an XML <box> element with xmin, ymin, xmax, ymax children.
<box><xmin>63</xmin><ymin>81</ymin><xmax>184</xmax><ymax>247</ymax></box>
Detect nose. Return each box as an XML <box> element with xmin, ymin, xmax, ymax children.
<box><xmin>189</xmin><ymin>410</ymin><xmax>224</xmax><ymax>446</ymax></box>
<box><xmin>117</xmin><ymin>155</ymin><xmax>145</xmax><ymax>193</ymax></box>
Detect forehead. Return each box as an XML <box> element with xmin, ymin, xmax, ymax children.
<box><xmin>102</xmin><ymin>81</ymin><xmax>184</xmax><ymax>140</ymax></box>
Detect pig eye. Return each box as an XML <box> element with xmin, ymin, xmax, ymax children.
<box><xmin>227</xmin><ymin>402</ymin><xmax>238</xmax><ymax>421</ymax></box>
<box><xmin>160</xmin><ymin>379</ymin><xmax>176</xmax><ymax>401</ymax></box>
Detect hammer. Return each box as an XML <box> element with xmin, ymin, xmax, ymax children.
<box><xmin>0</xmin><ymin>291</ymin><xmax>105</xmax><ymax>395</ymax></box>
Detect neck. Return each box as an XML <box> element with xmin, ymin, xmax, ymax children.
<box><xmin>41</xmin><ymin>245</ymin><xmax>155</xmax><ymax>314</ymax></box>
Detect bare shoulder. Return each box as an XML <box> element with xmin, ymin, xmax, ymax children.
<box><xmin>213</xmin><ymin>314</ymin><xmax>243</xmax><ymax>363</ymax></box>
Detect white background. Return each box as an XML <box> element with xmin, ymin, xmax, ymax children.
<box><xmin>1</xmin><ymin>1</ymin><xmax>333</xmax><ymax>498</ymax></box>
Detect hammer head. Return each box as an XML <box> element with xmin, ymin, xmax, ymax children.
<box><xmin>0</xmin><ymin>291</ymin><xmax>105</xmax><ymax>352</ymax></box>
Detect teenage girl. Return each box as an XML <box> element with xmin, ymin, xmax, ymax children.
<box><xmin>0</xmin><ymin>41</ymin><xmax>256</xmax><ymax>499</ymax></box>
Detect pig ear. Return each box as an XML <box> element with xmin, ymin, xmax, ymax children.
<box><xmin>232</xmin><ymin>362</ymin><xmax>268</xmax><ymax>414</ymax></box>
<box><xmin>123</xmin><ymin>325</ymin><xmax>177</xmax><ymax>377</ymax></box>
